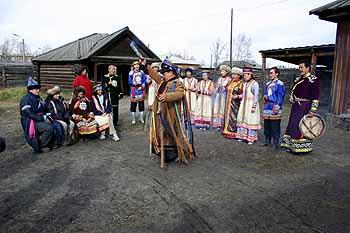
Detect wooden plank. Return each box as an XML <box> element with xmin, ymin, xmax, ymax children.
<box><xmin>40</xmin><ymin>73</ymin><xmax>75</xmax><ymax>78</ymax></box>
<box><xmin>40</xmin><ymin>78</ymin><xmax>73</xmax><ymax>83</ymax></box>
<box><xmin>40</xmin><ymin>67</ymin><xmax>75</xmax><ymax>72</ymax></box>
<box><xmin>262</xmin><ymin>55</ymin><xmax>267</xmax><ymax>91</ymax></box>
<box><xmin>311</xmin><ymin>50</ymin><xmax>317</xmax><ymax>75</ymax></box>
<box><xmin>2</xmin><ymin>66</ymin><xmax>7</xmax><ymax>88</ymax></box>
<box><xmin>41</xmin><ymin>64</ymin><xmax>74</xmax><ymax>68</ymax></box>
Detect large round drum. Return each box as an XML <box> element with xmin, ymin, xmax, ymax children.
<box><xmin>299</xmin><ymin>113</ymin><xmax>326</xmax><ymax>140</ymax></box>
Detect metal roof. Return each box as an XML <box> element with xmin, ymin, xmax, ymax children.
<box><xmin>260</xmin><ymin>44</ymin><xmax>335</xmax><ymax>54</ymax></box>
<box><xmin>32</xmin><ymin>27</ymin><xmax>159</xmax><ymax>62</ymax></box>
<box><xmin>260</xmin><ymin>44</ymin><xmax>335</xmax><ymax>68</ymax></box>
<box><xmin>310</xmin><ymin>0</ymin><xmax>350</xmax><ymax>22</ymax></box>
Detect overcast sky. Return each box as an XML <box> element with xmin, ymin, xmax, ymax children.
<box><xmin>0</xmin><ymin>0</ymin><xmax>337</xmax><ymax>66</ymax></box>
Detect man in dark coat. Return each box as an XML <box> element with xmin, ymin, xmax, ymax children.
<box><xmin>20</xmin><ymin>77</ymin><xmax>55</xmax><ymax>154</ymax></box>
<box><xmin>102</xmin><ymin>65</ymin><xmax>123</xmax><ymax>128</ymax></box>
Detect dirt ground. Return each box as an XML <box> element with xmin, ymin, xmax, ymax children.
<box><xmin>0</xmin><ymin>98</ymin><xmax>350</xmax><ymax>233</ymax></box>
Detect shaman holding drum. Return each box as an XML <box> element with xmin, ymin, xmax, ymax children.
<box><xmin>281</xmin><ymin>60</ymin><xmax>321</xmax><ymax>154</ymax></box>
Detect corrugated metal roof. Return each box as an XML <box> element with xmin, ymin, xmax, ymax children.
<box><xmin>310</xmin><ymin>0</ymin><xmax>350</xmax><ymax>22</ymax></box>
<box><xmin>259</xmin><ymin>44</ymin><xmax>335</xmax><ymax>54</ymax></box>
<box><xmin>33</xmin><ymin>32</ymin><xmax>110</xmax><ymax>61</ymax></box>
<box><xmin>310</xmin><ymin>0</ymin><xmax>350</xmax><ymax>15</ymax></box>
<box><xmin>32</xmin><ymin>27</ymin><xmax>159</xmax><ymax>62</ymax></box>
<box><xmin>259</xmin><ymin>44</ymin><xmax>335</xmax><ymax>68</ymax></box>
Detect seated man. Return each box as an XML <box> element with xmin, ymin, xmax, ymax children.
<box><xmin>91</xmin><ymin>84</ymin><xmax>120</xmax><ymax>141</ymax></box>
<box><xmin>45</xmin><ymin>85</ymin><xmax>75</xmax><ymax>145</ymax></box>
<box><xmin>20</xmin><ymin>77</ymin><xmax>55</xmax><ymax>154</ymax></box>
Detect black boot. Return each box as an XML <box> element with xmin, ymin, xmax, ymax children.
<box><xmin>261</xmin><ymin>137</ymin><xmax>271</xmax><ymax>146</ymax></box>
<box><xmin>272</xmin><ymin>137</ymin><xmax>280</xmax><ymax>150</ymax></box>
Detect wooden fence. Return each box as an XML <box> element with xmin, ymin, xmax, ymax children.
<box><xmin>0</xmin><ymin>64</ymin><xmax>34</xmax><ymax>88</ymax></box>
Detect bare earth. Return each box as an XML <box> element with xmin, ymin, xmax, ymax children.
<box><xmin>0</xmin><ymin>98</ymin><xmax>349</xmax><ymax>233</ymax></box>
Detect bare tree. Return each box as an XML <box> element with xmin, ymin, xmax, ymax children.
<box><xmin>15</xmin><ymin>42</ymin><xmax>32</xmax><ymax>56</ymax></box>
<box><xmin>33</xmin><ymin>44</ymin><xmax>52</xmax><ymax>56</ymax></box>
<box><xmin>211</xmin><ymin>38</ymin><xmax>226</xmax><ymax>68</ymax></box>
<box><xmin>0</xmin><ymin>38</ymin><xmax>17</xmax><ymax>59</ymax></box>
<box><xmin>232</xmin><ymin>34</ymin><xmax>252</xmax><ymax>61</ymax></box>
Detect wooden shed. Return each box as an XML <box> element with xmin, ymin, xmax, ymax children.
<box><xmin>0</xmin><ymin>63</ymin><xmax>34</xmax><ymax>88</ymax></box>
<box><xmin>32</xmin><ymin>26</ymin><xmax>160</xmax><ymax>93</ymax></box>
<box><xmin>310</xmin><ymin>0</ymin><xmax>350</xmax><ymax>115</ymax></box>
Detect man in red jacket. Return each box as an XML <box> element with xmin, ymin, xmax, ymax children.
<box><xmin>73</xmin><ymin>66</ymin><xmax>93</xmax><ymax>99</ymax></box>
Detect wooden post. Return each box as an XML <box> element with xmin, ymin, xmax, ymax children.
<box><xmin>229</xmin><ymin>8</ymin><xmax>233</xmax><ymax>68</ymax></box>
<box><xmin>94</xmin><ymin>63</ymin><xmax>98</xmax><ymax>85</ymax></box>
<box><xmin>37</xmin><ymin>63</ymin><xmax>41</xmax><ymax>83</ymax></box>
<box><xmin>262</xmin><ymin>55</ymin><xmax>266</xmax><ymax>95</ymax></box>
<box><xmin>331</xmin><ymin>20</ymin><xmax>350</xmax><ymax>115</ymax></box>
<box><xmin>159</xmin><ymin>102</ymin><xmax>165</xmax><ymax>168</ymax></box>
<box><xmin>149</xmin><ymin>114</ymin><xmax>153</xmax><ymax>156</ymax></box>
<box><xmin>119</xmin><ymin>68</ymin><xmax>125</xmax><ymax>95</ymax></box>
<box><xmin>311</xmin><ymin>50</ymin><xmax>317</xmax><ymax>75</ymax></box>
<box><xmin>2</xmin><ymin>65</ymin><xmax>6</xmax><ymax>88</ymax></box>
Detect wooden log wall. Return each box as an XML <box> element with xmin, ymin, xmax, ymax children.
<box><xmin>39</xmin><ymin>64</ymin><xmax>76</xmax><ymax>90</ymax></box>
<box><xmin>331</xmin><ymin>20</ymin><xmax>350</xmax><ymax>115</ymax></box>
<box><xmin>0</xmin><ymin>64</ymin><xmax>34</xmax><ymax>88</ymax></box>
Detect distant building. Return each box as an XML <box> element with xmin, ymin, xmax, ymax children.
<box><xmin>162</xmin><ymin>55</ymin><xmax>202</xmax><ymax>69</ymax></box>
<box><xmin>219</xmin><ymin>60</ymin><xmax>262</xmax><ymax>69</ymax></box>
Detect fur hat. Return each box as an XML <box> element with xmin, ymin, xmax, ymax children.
<box><xmin>219</xmin><ymin>65</ymin><xmax>231</xmax><ymax>74</ymax></box>
<box><xmin>160</xmin><ymin>60</ymin><xmax>178</xmax><ymax>74</ymax></box>
<box><xmin>202</xmin><ymin>71</ymin><xmax>209</xmax><ymax>77</ymax></box>
<box><xmin>47</xmin><ymin>86</ymin><xmax>61</xmax><ymax>96</ymax></box>
<box><xmin>132</xmin><ymin>61</ymin><xmax>140</xmax><ymax>67</ymax></box>
<box><xmin>151</xmin><ymin>62</ymin><xmax>160</xmax><ymax>69</ymax></box>
<box><xmin>231</xmin><ymin>67</ymin><xmax>243</xmax><ymax>76</ymax></box>
<box><xmin>243</xmin><ymin>67</ymin><xmax>253</xmax><ymax>74</ymax></box>
<box><xmin>93</xmin><ymin>83</ymin><xmax>104</xmax><ymax>94</ymax></box>
<box><xmin>27</xmin><ymin>76</ymin><xmax>41</xmax><ymax>90</ymax></box>
<box><xmin>185</xmin><ymin>67</ymin><xmax>193</xmax><ymax>74</ymax></box>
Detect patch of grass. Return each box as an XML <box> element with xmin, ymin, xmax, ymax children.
<box><xmin>0</xmin><ymin>87</ymin><xmax>27</xmax><ymax>103</ymax></box>
<box><xmin>0</xmin><ymin>87</ymin><xmax>73</xmax><ymax>103</ymax></box>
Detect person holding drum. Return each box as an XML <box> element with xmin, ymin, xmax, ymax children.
<box><xmin>281</xmin><ymin>60</ymin><xmax>321</xmax><ymax>154</ymax></box>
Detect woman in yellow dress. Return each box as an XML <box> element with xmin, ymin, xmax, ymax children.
<box><xmin>222</xmin><ymin>67</ymin><xmax>244</xmax><ymax>138</ymax></box>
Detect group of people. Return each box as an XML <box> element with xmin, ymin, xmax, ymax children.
<box><xmin>180</xmin><ymin>60</ymin><xmax>320</xmax><ymax>154</ymax></box>
<box><xmin>181</xmin><ymin>65</ymin><xmax>279</xmax><ymax>146</ymax></box>
<box><xmin>19</xmin><ymin>58</ymin><xmax>320</xmax><ymax>159</ymax></box>
<box><xmin>20</xmin><ymin>65</ymin><xmax>122</xmax><ymax>154</ymax></box>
